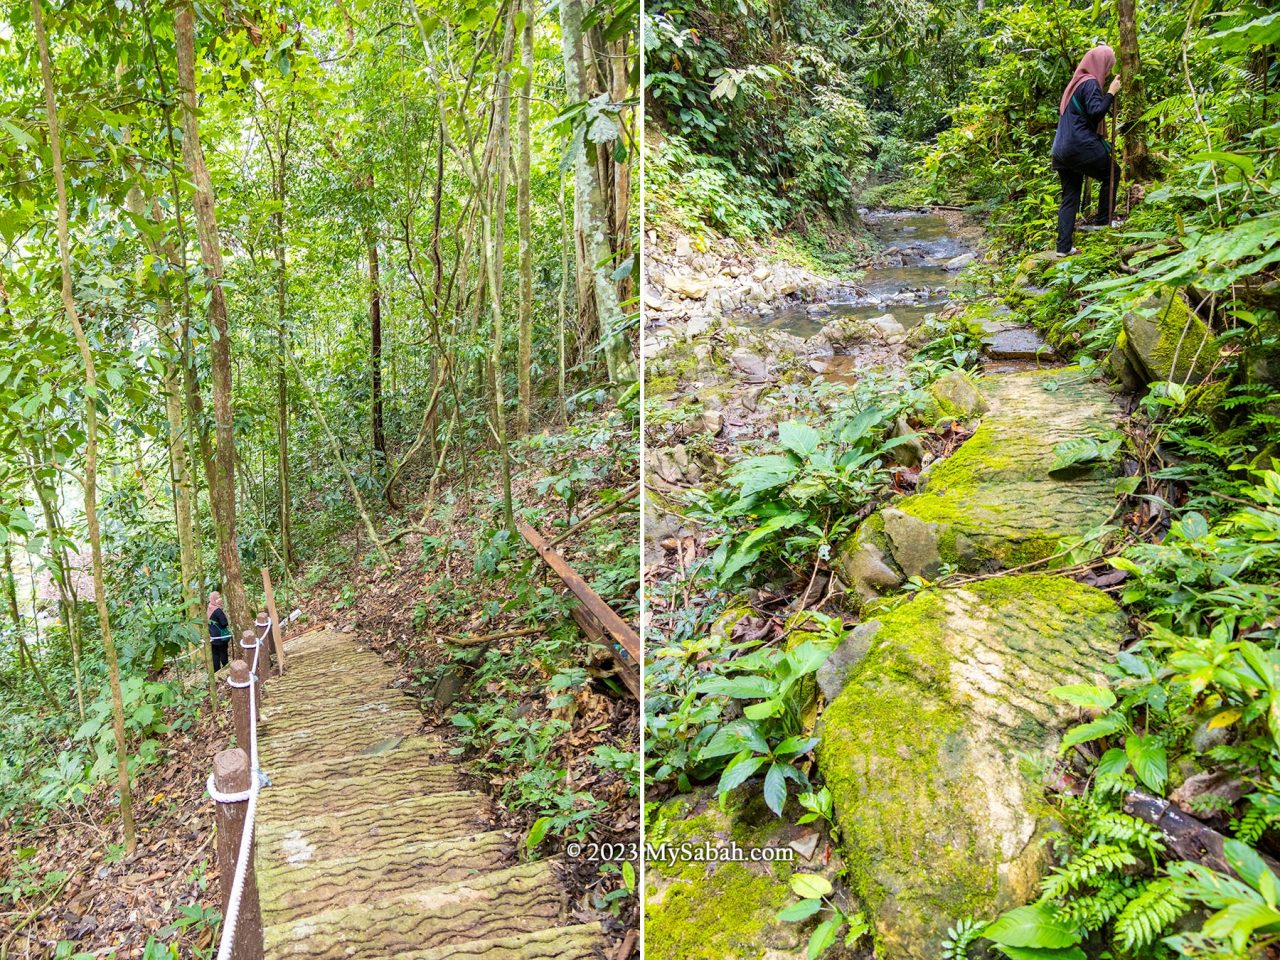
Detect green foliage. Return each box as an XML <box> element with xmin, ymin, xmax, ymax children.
<box><xmin>775</xmin><ymin>871</ymin><xmax>870</xmax><ymax>958</ymax></box>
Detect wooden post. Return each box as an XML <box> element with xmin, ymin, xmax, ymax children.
<box><xmin>227</xmin><ymin>659</ymin><xmax>251</xmax><ymax>753</ymax></box>
<box><xmin>211</xmin><ymin>748</ymin><xmax>263</xmax><ymax>960</ymax></box>
<box><xmin>254</xmin><ymin>611</ymin><xmax>275</xmax><ymax>677</ymax></box>
<box><xmin>240</xmin><ymin>629</ymin><xmax>263</xmax><ymax>706</ymax></box>
<box><xmin>260</xmin><ymin>568</ymin><xmax>286</xmax><ymax>675</ymax></box>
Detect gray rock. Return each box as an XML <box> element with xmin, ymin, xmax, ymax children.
<box><xmin>881</xmin><ymin>508</ymin><xmax>942</xmax><ymax>579</ymax></box>
<box><xmin>983</xmin><ymin>327</ymin><xmax>1054</xmax><ymax>362</ymax></box>
<box><xmin>674</xmin><ymin>235</ymin><xmax>693</xmax><ymax>258</ymax></box>
<box><xmin>729</xmin><ymin>348</ymin><xmax>769</xmax><ymax>382</ymax></box>
<box><xmin>945</xmin><ymin>252</ymin><xmax>975</xmax><ymax>271</ymax></box>
<box><xmin>816</xmin><ymin>620</ymin><xmax>881</xmax><ymax>701</ymax></box>
<box><xmin>868</xmin><ymin>313</ymin><xmax>906</xmax><ymax>340</ymax></box>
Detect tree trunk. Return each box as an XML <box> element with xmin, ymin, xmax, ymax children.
<box><xmin>516</xmin><ymin>0</ymin><xmax>534</xmax><ymax>436</ymax></box>
<box><xmin>560</xmin><ymin>0</ymin><xmax>636</xmax><ymax>386</ymax></box>
<box><xmin>369</xmin><ymin>226</ymin><xmax>386</xmax><ymax>457</ymax></box>
<box><xmin>557</xmin><ymin>175</ymin><xmax>569</xmax><ymax>424</ymax></box>
<box><xmin>1115</xmin><ymin>0</ymin><xmax>1153</xmax><ymax>180</ymax></box>
<box><xmin>274</xmin><ymin>157</ymin><xmax>293</xmax><ymax>571</ymax></box>
<box><xmin>485</xmin><ymin>3</ymin><xmax>518</xmax><ymax>532</ymax></box>
<box><xmin>175</xmin><ymin>0</ymin><xmax>251</xmax><ymax>640</ymax></box>
<box><xmin>32</xmin><ymin>0</ymin><xmax>137</xmax><ymax>853</ymax></box>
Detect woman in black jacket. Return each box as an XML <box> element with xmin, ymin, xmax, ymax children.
<box><xmin>1052</xmin><ymin>44</ymin><xmax>1123</xmax><ymax>255</ymax></box>
<box><xmin>208</xmin><ymin>590</ymin><xmax>231</xmax><ymax>671</ymax></box>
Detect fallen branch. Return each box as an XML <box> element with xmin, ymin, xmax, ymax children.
<box><xmin>1124</xmin><ymin>789</ymin><xmax>1280</xmax><ymax>878</ymax></box>
<box><xmin>447</xmin><ymin>625</ymin><xmax>545</xmax><ymax>647</ymax></box>
<box><xmin>547</xmin><ymin>482</ymin><xmax>640</xmax><ymax>548</ymax></box>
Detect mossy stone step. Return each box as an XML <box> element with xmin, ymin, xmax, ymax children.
<box><xmin>262</xmin><ymin>686</ymin><xmax>415</xmax><ymax>723</ymax></box>
<box><xmin>260</xmin><ymin>715</ymin><xmax>421</xmax><ymax>767</ymax></box>
<box><xmin>391</xmin><ymin>922</ymin><xmax>604</xmax><ymax>960</ymax></box>
<box><xmin>262</xmin><ymin>861</ymin><xmax>569</xmax><ymax>960</ymax></box>
<box><xmin>259</xmin><ymin>829</ymin><xmax>515</xmax><ymax>925</ymax></box>
<box><xmin>258</xmin><ymin>763</ymin><xmax>466</xmax><ymax>821</ymax></box>
<box><xmin>258</xmin><ymin>791</ymin><xmax>495</xmax><ymax>863</ymax></box>
<box><xmin>273</xmin><ymin>656</ymin><xmax>398</xmax><ymax>686</ymax></box>
<box><xmin>815</xmin><ymin>575</ymin><xmax>1125</xmax><ymax>957</ymax></box>
<box><xmin>837</xmin><ymin>369</ymin><xmax>1120</xmax><ymax>603</ymax></box>
<box><xmin>268</xmin><ymin>735</ymin><xmax>449</xmax><ymax>787</ymax></box>
<box><xmin>262</xmin><ymin>698</ymin><xmax>419</xmax><ymax>734</ymax></box>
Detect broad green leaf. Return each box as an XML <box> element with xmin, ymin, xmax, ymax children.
<box><xmin>763</xmin><ymin>762</ymin><xmax>787</xmax><ymax>815</ymax></box>
<box><xmin>778</xmin><ymin>421</ymin><xmax>821</xmax><ymax>458</ymax></box>
<box><xmin>789</xmin><ymin>873</ymin><xmax>834</xmax><ymax>899</ymax></box>
<box><xmin>776</xmin><ymin>898</ymin><xmax>823</xmax><ymax>922</ymax></box>
<box><xmin>1125</xmin><ymin>734</ymin><xmax>1168</xmax><ymax>793</ymax></box>
<box><xmin>984</xmin><ymin>903</ymin><xmax>1081</xmax><ymax>948</ymax></box>
<box><xmin>717</xmin><ymin>753</ymin><xmax>766</xmax><ymax>794</ymax></box>
<box><xmin>526</xmin><ymin>817</ymin><xmax>552</xmax><ymax>851</ymax></box>
<box><xmin>1048</xmin><ymin>684</ymin><xmax>1116</xmax><ymax>710</ymax></box>
<box><xmin>699</xmin><ymin>720</ymin><xmax>770</xmax><ymax>760</ymax></box>
<box><xmin>1059</xmin><ymin>711</ymin><xmax>1127</xmax><ymax>751</ymax></box>
<box><xmin>727</xmin><ymin>455</ymin><xmax>799</xmax><ymax>498</ymax></box>
<box><xmin>807</xmin><ymin>917</ymin><xmax>840</xmax><ymax>960</ymax></box>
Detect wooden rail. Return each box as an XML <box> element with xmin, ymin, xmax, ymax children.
<box><xmin>516</xmin><ymin>521</ymin><xmax>640</xmax><ymax>697</ymax></box>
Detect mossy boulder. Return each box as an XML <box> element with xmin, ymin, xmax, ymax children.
<box><xmin>644</xmin><ymin>790</ymin><xmax>840</xmax><ymax>960</ymax></box>
<box><xmin>1120</xmin><ymin>288</ymin><xmax>1214</xmax><ymax>386</ymax></box>
<box><xmin>924</xmin><ymin>368</ymin><xmax>988</xmax><ymax>423</ymax></box>
<box><xmin>816</xmin><ymin>575</ymin><xmax>1126</xmax><ymax>957</ymax></box>
<box><xmin>897</xmin><ymin>368</ymin><xmax>1120</xmax><ymax>570</ymax></box>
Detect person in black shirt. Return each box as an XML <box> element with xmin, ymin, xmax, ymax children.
<box><xmin>1051</xmin><ymin>44</ymin><xmax>1123</xmax><ymax>255</ymax></box>
<box><xmin>208</xmin><ymin>590</ymin><xmax>231</xmax><ymax>671</ymax></box>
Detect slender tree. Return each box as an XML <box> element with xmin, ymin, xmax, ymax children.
<box><xmin>516</xmin><ymin>0</ymin><xmax>534</xmax><ymax>435</ymax></box>
<box><xmin>174</xmin><ymin>0</ymin><xmax>252</xmax><ymax>639</ymax></box>
<box><xmin>1115</xmin><ymin>0</ymin><xmax>1154</xmax><ymax>180</ymax></box>
<box><xmin>31</xmin><ymin>0</ymin><xmax>137</xmax><ymax>853</ymax></box>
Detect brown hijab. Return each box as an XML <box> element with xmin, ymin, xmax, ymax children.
<box><xmin>208</xmin><ymin>590</ymin><xmax>223</xmax><ymax>619</ymax></box>
<box><xmin>1060</xmin><ymin>44</ymin><xmax>1115</xmax><ymax>132</ymax></box>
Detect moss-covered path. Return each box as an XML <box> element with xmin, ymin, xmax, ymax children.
<box><xmin>254</xmin><ymin>628</ymin><xmax>602</xmax><ymax>959</ymax></box>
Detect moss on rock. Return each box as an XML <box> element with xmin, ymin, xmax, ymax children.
<box><xmin>1121</xmin><ymin>287</ymin><xmax>1214</xmax><ymax>386</ymax></box>
<box><xmin>815</xmin><ymin>576</ymin><xmax>1125</xmax><ymax>958</ymax></box>
<box><xmin>645</xmin><ymin>790</ymin><xmax>838</xmax><ymax>960</ymax></box>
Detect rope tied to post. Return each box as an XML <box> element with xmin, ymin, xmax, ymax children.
<box><xmin>210</xmin><ymin>616</ymin><xmax>272</xmax><ymax>960</ymax></box>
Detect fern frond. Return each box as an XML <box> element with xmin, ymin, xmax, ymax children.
<box><xmin>1114</xmin><ymin>878</ymin><xmax>1189</xmax><ymax>950</ymax></box>
<box><xmin>1041</xmin><ymin>845</ymin><xmax>1138</xmax><ymax>900</ymax></box>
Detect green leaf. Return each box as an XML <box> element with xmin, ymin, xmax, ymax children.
<box><xmin>1048</xmin><ymin>684</ymin><xmax>1116</xmax><ymax>710</ymax></box>
<box><xmin>1125</xmin><ymin>734</ymin><xmax>1168</xmax><ymax>793</ymax></box>
<box><xmin>777</xmin><ymin>421</ymin><xmax>821</xmax><ymax>458</ymax></box>
<box><xmin>763</xmin><ymin>762</ymin><xmax>788</xmax><ymax>816</ymax></box>
<box><xmin>776</xmin><ymin>898</ymin><xmax>823</xmax><ymax>922</ymax></box>
<box><xmin>995</xmin><ymin>947</ymin><xmax>1087</xmax><ymax>960</ymax></box>
<box><xmin>697</xmin><ymin>674</ymin><xmax>776</xmax><ymax>700</ymax></box>
<box><xmin>717</xmin><ymin>753</ymin><xmax>767</xmax><ymax>794</ymax></box>
<box><xmin>807</xmin><ymin>917</ymin><xmax>840</xmax><ymax>960</ymax></box>
<box><xmin>984</xmin><ymin>903</ymin><xmax>1081</xmax><ymax>948</ymax></box>
<box><xmin>789</xmin><ymin>873</ymin><xmax>834</xmax><ymax>899</ymax></box>
<box><xmin>699</xmin><ymin>720</ymin><xmax>770</xmax><ymax>760</ymax></box>
<box><xmin>727</xmin><ymin>455</ymin><xmax>800</xmax><ymax>498</ymax></box>
<box><xmin>526</xmin><ymin>817</ymin><xmax>552</xmax><ymax>851</ymax></box>
<box><xmin>1059</xmin><ymin>711</ymin><xmax>1127</xmax><ymax>751</ymax></box>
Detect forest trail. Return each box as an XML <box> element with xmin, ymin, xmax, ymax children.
<box><xmin>251</xmin><ymin>628</ymin><xmax>603</xmax><ymax>959</ymax></box>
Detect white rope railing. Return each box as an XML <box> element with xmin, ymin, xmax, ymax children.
<box><xmin>212</xmin><ymin>617</ymin><xmax>272</xmax><ymax>960</ymax></box>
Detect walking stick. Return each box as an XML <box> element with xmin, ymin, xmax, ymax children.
<box><xmin>1108</xmin><ymin>91</ymin><xmax>1119</xmax><ymax>223</ymax></box>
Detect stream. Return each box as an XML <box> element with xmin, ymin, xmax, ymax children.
<box><xmin>738</xmin><ymin>208</ymin><xmax>1054</xmax><ymax>377</ymax></box>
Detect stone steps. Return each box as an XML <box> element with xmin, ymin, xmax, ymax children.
<box><xmin>393</xmin><ymin>923</ymin><xmax>605</xmax><ymax>960</ymax></box>
<box><xmin>263</xmin><ymin>861</ymin><xmax>572</xmax><ymax>960</ymax></box>
<box><xmin>260</xmin><ymin>829</ymin><xmax>515</xmax><ymax>925</ymax></box>
<box><xmin>267</xmin><ymin>734</ymin><xmax>449</xmax><ymax>785</ymax></box>
<box><xmin>257</xmin><ymin>631</ymin><xmax>599</xmax><ymax>960</ymax></box>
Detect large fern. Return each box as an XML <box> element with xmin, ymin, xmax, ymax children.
<box><xmin>1041</xmin><ymin>844</ymin><xmax>1139</xmax><ymax>900</ymax></box>
<box><xmin>1114</xmin><ymin>878</ymin><xmax>1190</xmax><ymax>951</ymax></box>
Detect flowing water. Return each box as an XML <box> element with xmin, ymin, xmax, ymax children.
<box><xmin>751</xmin><ymin>209</ymin><xmax>977</xmax><ymax>339</ymax></box>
